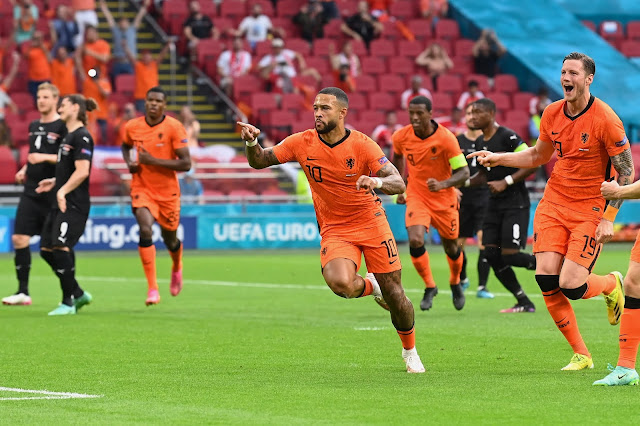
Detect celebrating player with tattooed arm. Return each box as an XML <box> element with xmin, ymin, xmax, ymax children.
<box><xmin>469</xmin><ymin>52</ymin><xmax>633</xmax><ymax>373</ymax></box>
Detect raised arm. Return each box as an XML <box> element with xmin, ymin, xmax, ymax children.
<box><xmin>133</xmin><ymin>0</ymin><xmax>150</xmax><ymax>29</ymax></box>
<box><xmin>468</xmin><ymin>139</ymin><xmax>555</xmax><ymax>169</ymax></box>
<box><xmin>239</xmin><ymin>121</ymin><xmax>281</xmax><ymax>169</ymax></box>
<box><xmin>155</xmin><ymin>40</ymin><xmax>173</xmax><ymax>64</ymax></box>
<box><xmin>2</xmin><ymin>51</ymin><xmax>21</xmax><ymax>90</ymax></box>
<box><xmin>99</xmin><ymin>0</ymin><xmax>116</xmax><ymax>29</ymax></box>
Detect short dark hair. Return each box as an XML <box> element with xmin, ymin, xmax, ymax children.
<box><xmin>409</xmin><ymin>95</ymin><xmax>432</xmax><ymax>111</ymax></box>
<box><xmin>318</xmin><ymin>87</ymin><xmax>349</xmax><ymax>107</ymax></box>
<box><xmin>472</xmin><ymin>98</ymin><xmax>496</xmax><ymax>113</ymax></box>
<box><xmin>146</xmin><ymin>86</ymin><xmax>167</xmax><ymax>101</ymax></box>
<box><xmin>563</xmin><ymin>52</ymin><xmax>596</xmax><ymax>76</ymax></box>
<box><xmin>468</xmin><ymin>80</ymin><xmax>479</xmax><ymax>88</ymax></box>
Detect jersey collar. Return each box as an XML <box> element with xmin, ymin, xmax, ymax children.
<box><xmin>318</xmin><ymin>128</ymin><xmax>351</xmax><ymax>148</ymax></box>
<box><xmin>145</xmin><ymin>114</ymin><xmax>166</xmax><ymax>127</ymax></box>
<box><xmin>563</xmin><ymin>94</ymin><xmax>595</xmax><ymax>121</ymax></box>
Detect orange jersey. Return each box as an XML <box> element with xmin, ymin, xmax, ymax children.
<box><xmin>392</xmin><ymin>122</ymin><xmax>463</xmax><ymax>209</ymax></box>
<box><xmin>134</xmin><ymin>61</ymin><xmax>158</xmax><ymax>100</ymax></box>
<box><xmin>272</xmin><ymin>129</ymin><xmax>390</xmax><ymax>234</ymax></box>
<box><xmin>539</xmin><ymin>96</ymin><xmax>628</xmax><ymax>210</ymax></box>
<box><xmin>123</xmin><ymin>115</ymin><xmax>188</xmax><ymax>201</ymax></box>
<box><xmin>51</xmin><ymin>58</ymin><xmax>76</xmax><ymax>96</ymax></box>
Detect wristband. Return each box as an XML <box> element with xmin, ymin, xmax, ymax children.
<box><xmin>602</xmin><ymin>205</ymin><xmax>619</xmax><ymax>222</ymax></box>
<box><xmin>504</xmin><ymin>175</ymin><xmax>514</xmax><ymax>186</ymax></box>
<box><xmin>464</xmin><ymin>179</ymin><xmax>471</xmax><ymax>187</ymax></box>
<box><xmin>245</xmin><ymin>138</ymin><xmax>258</xmax><ymax>147</ymax></box>
<box><xmin>372</xmin><ymin>177</ymin><xmax>383</xmax><ymax>188</ymax></box>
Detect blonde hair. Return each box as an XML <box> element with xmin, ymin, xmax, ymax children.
<box><xmin>37</xmin><ymin>82</ymin><xmax>60</xmax><ymax>98</ymax></box>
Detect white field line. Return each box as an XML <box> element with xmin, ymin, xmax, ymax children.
<box><xmin>0</xmin><ymin>387</ymin><xmax>103</xmax><ymax>401</ymax></box>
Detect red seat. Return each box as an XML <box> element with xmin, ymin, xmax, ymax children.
<box><xmin>368</xmin><ymin>93</ymin><xmax>397</xmax><ymax>111</ymax></box>
<box><xmin>354</xmin><ymin>74</ymin><xmax>377</xmax><ymax>92</ymax></box>
<box><xmin>228</xmin><ymin>189</ymin><xmax>258</xmax><ymax>200</ymax></box>
<box><xmin>505</xmin><ymin>110</ymin><xmax>530</xmax><ymax>123</ymax></box>
<box><xmin>369</xmin><ymin>39</ymin><xmax>396</xmax><ymax>57</ymax></box>
<box><xmin>503</xmin><ymin>119</ymin><xmax>529</xmax><ymax>142</ymax></box>
<box><xmin>627</xmin><ymin>21</ymin><xmax>640</xmax><ymax>40</ymax></box>
<box><xmin>267</xmin><ymin>111</ymin><xmax>297</xmax><ymax>140</ymax></box>
<box><xmin>261</xmin><ymin>188</ymin><xmax>289</xmax><ymax>200</ymax></box>
<box><xmin>11</xmin><ymin>92</ymin><xmax>33</xmax><ymax>112</ymax></box>
<box><xmin>276</xmin><ymin>0</ymin><xmax>299</xmax><ymax>18</ymax></box>
<box><xmin>285</xmin><ymin>38</ymin><xmax>311</xmax><ymax>57</ymax></box>
<box><xmin>233</xmin><ymin>74</ymin><xmax>264</xmax><ymax>101</ymax></box>
<box><xmin>620</xmin><ymin>40</ymin><xmax>640</xmax><ymax>57</ymax></box>
<box><xmin>359</xmin><ymin>110</ymin><xmax>385</xmax><ymax>126</ymax></box>
<box><xmin>253</xmin><ymin>0</ymin><xmax>274</xmax><ymax>17</ymax></box>
<box><xmin>436</xmin><ymin>74</ymin><xmax>463</xmax><ymax>95</ymax></box>
<box><xmin>347</xmin><ymin>92</ymin><xmax>367</xmax><ymax>111</ymax></box>
<box><xmin>162</xmin><ymin>1</ymin><xmax>189</xmax><ymax>34</ymax></box>
<box><xmin>486</xmin><ymin>92</ymin><xmax>511</xmax><ymax>112</ymax></box>
<box><xmin>18</xmin><ymin>144</ymin><xmax>29</xmax><ymax>166</ymax></box>
<box><xmin>89</xmin><ymin>166</ymin><xmax>119</xmax><ymax>196</ymax></box>
<box><xmin>0</xmin><ymin>146</ymin><xmax>17</xmax><ymax>184</ymax></box>
<box><xmin>350</xmin><ymin>39</ymin><xmax>368</xmax><ymax>56</ymax></box>
<box><xmin>389</xmin><ymin>56</ymin><xmax>417</xmax><ymax>76</ymax></box>
<box><xmin>599</xmin><ymin>20</ymin><xmax>624</xmax><ymax>41</ymax></box>
<box><xmin>196</xmin><ymin>39</ymin><xmax>224</xmax><ymax>73</ymax></box>
<box><xmin>453</xmin><ymin>39</ymin><xmax>475</xmax><ymax>58</ymax></box>
<box><xmin>493</xmin><ymin>74</ymin><xmax>519</xmax><ymax>93</ymax></box>
<box><xmin>196</xmin><ymin>0</ymin><xmax>217</xmax><ymax>17</ymax></box>
<box><xmin>304</xmin><ymin>57</ymin><xmax>330</xmax><ymax>75</ymax></box>
<box><xmin>115</xmin><ymin>75</ymin><xmax>135</xmax><ymax>97</ymax></box>
<box><xmin>581</xmin><ymin>20</ymin><xmax>596</xmax><ymax>32</ymax></box>
<box><xmin>323</xmin><ymin>19</ymin><xmax>343</xmax><ymax>39</ymax></box>
<box><xmin>431</xmin><ymin>93</ymin><xmax>454</xmax><ymax>114</ymax></box>
<box><xmin>312</xmin><ymin>38</ymin><xmax>334</xmax><ymax>57</ymax></box>
<box><xmin>212</xmin><ymin>17</ymin><xmax>235</xmax><ymax>36</ymax></box>
<box><xmin>8</xmin><ymin>120</ymin><xmax>30</xmax><ymax>147</ymax></box>
<box><xmin>378</xmin><ymin>74</ymin><xmax>405</xmax><ymax>94</ymax></box>
<box><xmin>452</xmin><ymin>55</ymin><xmax>473</xmax><ymax>75</ymax></box>
<box><xmin>465</xmin><ymin>74</ymin><xmax>491</xmax><ymax>93</ymax></box>
<box><xmin>280</xmin><ymin>93</ymin><xmax>306</xmax><ymax>111</ymax></box>
<box><xmin>511</xmin><ymin>91</ymin><xmax>536</xmax><ymax>112</ymax></box>
<box><xmin>349</xmin><ymin>120</ymin><xmax>375</xmax><ymax>137</ymax></box>
<box><xmin>219</xmin><ymin>0</ymin><xmax>247</xmax><ymax>20</ymax></box>
<box><xmin>250</xmin><ymin>92</ymin><xmax>279</xmax><ymax>123</ymax></box>
<box><xmin>434</xmin><ymin>19</ymin><xmax>460</xmax><ymax>40</ymax></box>
<box><xmin>381</xmin><ymin>20</ymin><xmax>402</xmax><ymax>39</ymax></box>
<box><xmin>397</xmin><ymin>39</ymin><xmax>424</xmax><ymax>57</ymax></box>
<box><xmin>389</xmin><ymin>1</ymin><xmax>418</xmax><ymax>20</ymax></box>
<box><xmin>361</xmin><ymin>56</ymin><xmax>387</xmax><ymax>75</ymax></box>
<box><xmin>407</xmin><ymin>19</ymin><xmax>432</xmax><ymax>40</ymax></box>
<box><xmin>254</xmin><ymin>40</ymin><xmax>272</xmax><ymax>58</ymax></box>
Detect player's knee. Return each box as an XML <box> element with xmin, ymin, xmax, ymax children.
<box><xmin>12</xmin><ymin>234</ymin><xmax>30</xmax><ymax>248</ymax></box>
<box><xmin>138</xmin><ymin>227</ymin><xmax>153</xmax><ymax>241</ymax></box>
<box><xmin>483</xmin><ymin>246</ymin><xmax>501</xmax><ymax>265</ymax></box>
<box><xmin>409</xmin><ymin>245</ymin><xmax>426</xmax><ymax>258</ymax></box>
<box><xmin>535</xmin><ymin>274</ymin><xmax>560</xmax><ymax>292</ymax></box>
<box><xmin>408</xmin><ymin>236</ymin><xmax>425</xmax><ymax>248</ymax></box>
<box><xmin>323</xmin><ymin>271</ymin><xmax>357</xmax><ymax>298</ymax></box>
<box><xmin>443</xmin><ymin>242</ymin><xmax>460</xmax><ymax>259</ymax></box>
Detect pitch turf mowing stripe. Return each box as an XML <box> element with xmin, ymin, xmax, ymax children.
<box><xmin>0</xmin><ymin>387</ymin><xmax>102</xmax><ymax>401</ymax></box>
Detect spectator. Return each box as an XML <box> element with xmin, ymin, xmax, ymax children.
<box><xmin>75</xmin><ymin>25</ymin><xmax>111</xmax><ymax>78</ymax></box>
<box><xmin>400</xmin><ymin>75</ymin><xmax>433</xmax><ymax>110</ymax></box>
<box><xmin>233</xmin><ymin>3</ymin><xmax>279</xmax><ymax>50</ymax></box>
<box><xmin>329</xmin><ymin>41</ymin><xmax>360</xmax><ymax>78</ymax></box>
<box><xmin>456</xmin><ymin>80</ymin><xmax>484</xmax><ymax>110</ymax></box>
<box><xmin>415</xmin><ymin>42</ymin><xmax>453</xmax><ymax>91</ymax></box>
<box><xmin>25</xmin><ymin>31</ymin><xmax>52</xmax><ymax>103</ymax></box>
<box><xmin>528</xmin><ymin>87</ymin><xmax>551</xmax><ymax>116</ymax></box>
<box><xmin>367</xmin><ymin>0</ymin><xmax>392</xmax><ymax>21</ymax></box>
<box><xmin>51</xmin><ymin>46</ymin><xmax>77</xmax><ymax>96</ymax></box>
<box><xmin>123</xmin><ymin>39</ymin><xmax>172</xmax><ymax>112</ymax></box>
<box><xmin>179</xmin><ymin>167</ymin><xmax>204</xmax><ymax>205</ymax></box>
<box><xmin>100</xmin><ymin>0</ymin><xmax>150</xmax><ymax>84</ymax></box>
<box><xmin>472</xmin><ymin>29</ymin><xmax>506</xmax><ymax>84</ymax></box>
<box><xmin>72</xmin><ymin>0</ymin><xmax>99</xmax><ymax>46</ymax></box>
<box><xmin>341</xmin><ymin>1</ymin><xmax>383</xmax><ymax>49</ymax></box>
<box><xmin>114</xmin><ymin>102</ymin><xmax>137</xmax><ymax>146</ymax></box>
<box><xmin>258</xmin><ymin>38</ymin><xmax>321</xmax><ymax>93</ymax></box>
<box><xmin>183</xmin><ymin>0</ymin><xmax>219</xmax><ymax>61</ymax></box>
<box><xmin>179</xmin><ymin>105</ymin><xmax>201</xmax><ymax>149</ymax></box>
<box><xmin>320</xmin><ymin>0</ymin><xmax>340</xmax><ymax>20</ymax></box>
<box><xmin>420</xmin><ymin>0</ymin><xmax>449</xmax><ymax>20</ymax></box>
<box><xmin>528</xmin><ymin>97</ymin><xmax>548</xmax><ymax>143</ymax></box>
<box><xmin>371</xmin><ymin>110</ymin><xmax>402</xmax><ymax>156</ymax></box>
<box><xmin>81</xmin><ymin>66</ymin><xmax>111</xmax><ymax>144</ymax></box>
<box><xmin>217</xmin><ymin>37</ymin><xmax>252</xmax><ymax>98</ymax></box>
<box><xmin>0</xmin><ymin>52</ymin><xmax>20</xmax><ymax>146</ymax></box>
<box><xmin>13</xmin><ymin>0</ymin><xmax>39</xmax><ymax>45</ymax></box>
<box><xmin>293</xmin><ymin>0</ymin><xmax>328</xmax><ymax>43</ymax></box>
<box><xmin>50</xmin><ymin>4</ymin><xmax>79</xmax><ymax>53</ymax></box>
<box><xmin>437</xmin><ymin>107</ymin><xmax>466</xmax><ymax>135</ymax></box>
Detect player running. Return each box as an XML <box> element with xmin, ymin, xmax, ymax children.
<box><xmin>469</xmin><ymin>52</ymin><xmax>632</xmax><ymax>371</ymax></box>
<box><xmin>391</xmin><ymin>96</ymin><xmax>470</xmax><ymax>311</ymax></box>
<box><xmin>121</xmin><ymin>86</ymin><xmax>191</xmax><ymax>306</ymax></box>
<box><xmin>36</xmin><ymin>94</ymin><xmax>96</xmax><ymax>315</ymax></box>
<box><xmin>3</xmin><ymin>83</ymin><xmax>67</xmax><ymax>306</ymax></box>
<box><xmin>239</xmin><ymin>87</ymin><xmax>425</xmax><ymax>373</ymax></box>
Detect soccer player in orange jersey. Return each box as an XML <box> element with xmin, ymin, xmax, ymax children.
<box><xmin>391</xmin><ymin>96</ymin><xmax>470</xmax><ymax>312</ymax></box>
<box><xmin>596</xmin><ymin>179</ymin><xmax>640</xmax><ymax>385</ymax></box>
<box><xmin>239</xmin><ymin>87</ymin><xmax>425</xmax><ymax>373</ymax></box>
<box><xmin>469</xmin><ymin>52</ymin><xmax>633</xmax><ymax>372</ymax></box>
<box><xmin>121</xmin><ymin>86</ymin><xmax>191</xmax><ymax>306</ymax></box>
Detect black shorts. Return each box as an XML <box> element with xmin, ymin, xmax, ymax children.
<box><xmin>14</xmin><ymin>194</ymin><xmax>52</xmax><ymax>237</ymax></box>
<box><xmin>482</xmin><ymin>206</ymin><xmax>529</xmax><ymax>250</ymax></box>
<box><xmin>459</xmin><ymin>200</ymin><xmax>488</xmax><ymax>238</ymax></box>
<box><xmin>40</xmin><ymin>208</ymin><xmax>88</xmax><ymax>249</ymax></box>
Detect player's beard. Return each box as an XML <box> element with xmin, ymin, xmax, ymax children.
<box><xmin>316</xmin><ymin>119</ymin><xmax>337</xmax><ymax>134</ymax></box>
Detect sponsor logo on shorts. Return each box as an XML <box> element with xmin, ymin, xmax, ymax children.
<box><xmin>321</xmin><ymin>247</ymin><xmax>327</xmax><ymax>256</ymax></box>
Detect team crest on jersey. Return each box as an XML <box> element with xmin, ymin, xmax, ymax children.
<box><xmin>345</xmin><ymin>157</ymin><xmax>355</xmax><ymax>169</ymax></box>
<box><xmin>158</xmin><ymin>133</ymin><xmax>163</xmax><ymax>140</ymax></box>
<box><xmin>431</xmin><ymin>147</ymin><xmax>437</xmax><ymax>154</ymax></box>
<box><xmin>47</xmin><ymin>132</ymin><xmax>60</xmax><ymax>143</ymax></box>
<box><xmin>581</xmin><ymin>132</ymin><xmax>589</xmax><ymax>143</ymax></box>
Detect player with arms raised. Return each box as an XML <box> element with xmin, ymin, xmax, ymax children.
<box><xmin>469</xmin><ymin>52</ymin><xmax>632</xmax><ymax>371</ymax></box>
<box><xmin>239</xmin><ymin>87</ymin><xmax>425</xmax><ymax>374</ymax></box>
<box><xmin>122</xmin><ymin>86</ymin><xmax>191</xmax><ymax>306</ymax></box>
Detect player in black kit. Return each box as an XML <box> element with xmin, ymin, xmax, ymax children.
<box><xmin>36</xmin><ymin>94</ymin><xmax>97</xmax><ymax>315</ymax></box>
<box><xmin>457</xmin><ymin>103</ymin><xmax>493</xmax><ymax>299</ymax></box>
<box><xmin>3</xmin><ymin>83</ymin><xmax>67</xmax><ymax>306</ymax></box>
<box><xmin>466</xmin><ymin>98</ymin><xmax>537</xmax><ymax>313</ymax></box>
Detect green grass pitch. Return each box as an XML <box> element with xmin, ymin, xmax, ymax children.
<box><xmin>0</xmin><ymin>245</ymin><xmax>638</xmax><ymax>424</ymax></box>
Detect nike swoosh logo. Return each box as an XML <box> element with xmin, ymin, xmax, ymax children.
<box><xmin>389</xmin><ymin>259</ymin><xmax>398</xmax><ymax>264</ymax></box>
<box><xmin>551</xmin><ymin>131</ymin><xmax>559</xmax><ymax>135</ymax></box>
<box><xmin>307</xmin><ymin>157</ymin><xmax>318</xmax><ymax>161</ymax></box>
<box><xmin>618</xmin><ymin>374</ymin><xmax>627</xmax><ymax>379</ymax></box>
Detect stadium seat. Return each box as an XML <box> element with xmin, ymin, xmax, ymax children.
<box><xmin>599</xmin><ymin>20</ymin><xmax>625</xmax><ymax>41</ymax></box>
<box><xmin>369</xmin><ymin>39</ymin><xmax>396</xmax><ymax>57</ymax></box>
<box><xmin>361</xmin><ymin>56</ymin><xmax>387</xmax><ymax>75</ymax></box>
<box><xmin>395</xmin><ymin>109</ymin><xmax>410</xmax><ymax>125</ymax></box>
<box><xmin>381</xmin><ymin>20</ymin><xmax>402</xmax><ymax>39</ymax></box>
<box><xmin>359</xmin><ymin>110</ymin><xmax>385</xmax><ymax>126</ymax></box>
<box><xmin>434</xmin><ymin>19</ymin><xmax>460</xmax><ymax>40</ymax></box>
<box><xmin>280</xmin><ymin>93</ymin><xmax>307</xmax><ymax>112</ymax></box>
<box><xmin>350</xmin><ymin>39</ymin><xmax>368</xmax><ymax>56</ymax></box>
<box><xmin>436</xmin><ymin>74</ymin><xmax>463</xmax><ymax>95</ymax></box>
<box><xmin>161</xmin><ymin>1</ymin><xmax>189</xmax><ymax>35</ymax></box>
<box><xmin>627</xmin><ymin>21</ymin><xmax>640</xmax><ymax>40</ymax></box>
<box><xmin>18</xmin><ymin>144</ymin><xmax>29</xmax><ymax>166</ymax></box>
<box><xmin>250</xmin><ymin>93</ymin><xmax>279</xmax><ymax>121</ymax></box>
<box><xmin>453</xmin><ymin>39</ymin><xmax>475</xmax><ymax>58</ymax></box>
<box><xmin>11</xmin><ymin>92</ymin><xmax>33</xmax><ymax>112</ymax></box>
<box><xmin>115</xmin><ymin>75</ymin><xmax>136</xmax><ymax>97</ymax></box>
<box><xmin>196</xmin><ymin>0</ymin><xmax>217</xmax><ymax>17</ymax></box>
<box><xmin>493</xmin><ymin>74</ymin><xmax>519</xmax><ymax>93</ymax></box>
<box><xmin>253</xmin><ymin>0</ymin><xmax>274</xmax><ymax>17</ymax></box>
<box><xmin>267</xmin><ymin>111</ymin><xmax>297</xmax><ymax>140</ymax></box>
<box><xmin>291</xmin><ymin>121</ymin><xmax>309</xmax><ymax>134</ymax></box>
<box><xmin>348</xmin><ymin>92</ymin><xmax>368</xmax><ymax>111</ymax></box>
<box><xmin>271</xmin><ymin>17</ymin><xmax>299</xmax><ymax>38</ymax></box>
<box><xmin>0</xmin><ymin>146</ymin><xmax>17</xmax><ymax>184</ymax></box>
<box><xmin>378</xmin><ymin>74</ymin><xmax>405</xmax><ymax>94</ymax></box>
<box><xmin>349</xmin><ymin>120</ymin><xmax>375</xmax><ymax>137</ymax></box>
<box><xmin>304</xmin><ymin>57</ymin><xmax>330</xmax><ymax>75</ymax></box>
<box><xmin>254</xmin><ymin>40</ymin><xmax>272</xmax><ymax>58</ymax></box>
<box><xmin>312</xmin><ymin>38</ymin><xmax>334</xmax><ymax>57</ymax></box>
<box><xmin>407</xmin><ymin>19</ymin><xmax>432</xmax><ymax>40</ymax></box>
<box><xmin>451</xmin><ymin>55</ymin><xmax>473</xmax><ymax>75</ymax></box>
<box><xmin>368</xmin><ymin>93</ymin><xmax>397</xmax><ymax>111</ymax></box>
<box><xmin>320</xmin><ymin>74</ymin><xmax>335</xmax><ymax>89</ymax></box>
<box><xmin>24</xmin><ymin>110</ymin><xmax>40</xmax><ymax>124</ymax></box>
<box><xmin>511</xmin><ymin>91</ymin><xmax>536</xmax><ymax>112</ymax></box>
<box><xmin>581</xmin><ymin>20</ymin><xmax>596</xmax><ymax>32</ymax></box>
<box><xmin>620</xmin><ymin>40</ymin><xmax>640</xmax><ymax>57</ymax></box>
<box><xmin>196</xmin><ymin>39</ymin><xmax>224</xmax><ymax>72</ymax></box>
<box><xmin>431</xmin><ymin>93</ymin><xmax>454</xmax><ymax>114</ymax></box>
<box><xmin>486</xmin><ymin>92</ymin><xmax>511</xmax><ymax>112</ymax></box>
<box><xmin>397</xmin><ymin>39</ymin><xmax>424</xmax><ymax>57</ymax></box>
<box><xmin>8</xmin><ymin>119</ymin><xmax>30</xmax><ymax>147</ymax></box>
<box><xmin>354</xmin><ymin>74</ymin><xmax>377</xmax><ymax>92</ymax></box>
<box><xmin>505</xmin><ymin>110</ymin><xmax>530</xmax><ymax>123</ymax></box>
<box><xmin>388</xmin><ymin>56</ymin><xmax>416</xmax><ymax>77</ymax></box>
<box><xmin>465</xmin><ymin>74</ymin><xmax>491</xmax><ymax>93</ymax></box>
<box><xmin>432</xmin><ymin>39</ymin><xmax>452</xmax><ymax>55</ymax></box>
<box><xmin>233</xmin><ymin>74</ymin><xmax>264</xmax><ymax>102</ymax></box>
<box><xmin>212</xmin><ymin>18</ymin><xmax>235</xmax><ymax>37</ymax></box>
<box><xmin>389</xmin><ymin>1</ymin><xmax>418</xmax><ymax>20</ymax></box>
<box><xmin>286</xmin><ymin>38</ymin><xmax>311</xmax><ymax>57</ymax></box>
<box><xmin>89</xmin><ymin>166</ymin><xmax>120</xmax><ymax>197</ymax></box>
<box><xmin>503</xmin><ymin>119</ymin><xmax>529</xmax><ymax>141</ymax></box>
<box><xmin>228</xmin><ymin>189</ymin><xmax>258</xmax><ymax>200</ymax></box>
<box><xmin>260</xmin><ymin>188</ymin><xmax>290</xmax><ymax>201</ymax></box>
<box><xmin>323</xmin><ymin>19</ymin><xmax>343</xmax><ymax>39</ymax></box>
<box><xmin>276</xmin><ymin>0</ymin><xmax>299</xmax><ymax>18</ymax></box>
<box><xmin>219</xmin><ymin>0</ymin><xmax>247</xmax><ymax>20</ymax></box>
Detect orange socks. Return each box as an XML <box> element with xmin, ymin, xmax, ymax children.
<box><xmin>358</xmin><ymin>277</ymin><xmax>373</xmax><ymax>298</ymax></box>
<box><xmin>411</xmin><ymin>252</ymin><xmax>436</xmax><ymax>288</ymax></box>
<box><xmin>618</xmin><ymin>297</ymin><xmax>640</xmax><ymax>369</ymax></box>
<box><xmin>446</xmin><ymin>252</ymin><xmax>463</xmax><ymax>285</ymax></box>
<box><xmin>582</xmin><ymin>273</ymin><xmax>617</xmax><ymax>299</ymax></box>
<box><xmin>397</xmin><ymin>327</ymin><xmax>416</xmax><ymax>350</ymax></box>
<box><xmin>169</xmin><ymin>241</ymin><xmax>183</xmax><ymax>272</ymax></box>
<box><xmin>138</xmin><ymin>245</ymin><xmax>157</xmax><ymax>291</ymax></box>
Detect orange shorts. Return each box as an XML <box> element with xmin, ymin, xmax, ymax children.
<box><xmin>533</xmin><ymin>198</ymin><xmax>601</xmax><ymax>271</ymax></box>
<box><xmin>630</xmin><ymin>232</ymin><xmax>640</xmax><ymax>263</ymax></box>
<box><xmin>131</xmin><ymin>190</ymin><xmax>181</xmax><ymax>231</ymax></box>
<box><xmin>405</xmin><ymin>195</ymin><xmax>459</xmax><ymax>240</ymax></box>
<box><xmin>320</xmin><ymin>223</ymin><xmax>401</xmax><ymax>274</ymax></box>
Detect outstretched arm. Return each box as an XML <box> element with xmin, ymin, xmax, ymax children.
<box><xmin>133</xmin><ymin>0</ymin><xmax>151</xmax><ymax>29</ymax></box>
<box><xmin>486</xmin><ymin>167</ymin><xmax>536</xmax><ymax>194</ymax></box>
<box><xmin>239</xmin><ymin>121</ymin><xmax>281</xmax><ymax>169</ymax></box>
<box><xmin>99</xmin><ymin>0</ymin><xmax>116</xmax><ymax>28</ymax></box>
<box><xmin>468</xmin><ymin>139</ymin><xmax>555</xmax><ymax>169</ymax></box>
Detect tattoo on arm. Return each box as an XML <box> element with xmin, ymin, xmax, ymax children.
<box><xmin>376</xmin><ymin>162</ymin><xmax>406</xmax><ymax>195</ymax></box>
<box><xmin>443</xmin><ymin>166</ymin><xmax>470</xmax><ymax>189</ymax></box>
<box><xmin>610</xmin><ymin>148</ymin><xmax>634</xmax><ymax>208</ymax></box>
<box><xmin>246</xmin><ymin>146</ymin><xmax>281</xmax><ymax>169</ymax></box>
